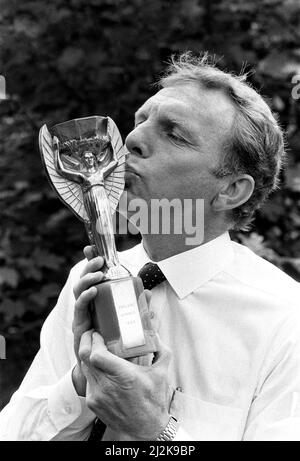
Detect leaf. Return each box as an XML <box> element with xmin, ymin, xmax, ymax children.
<box><xmin>29</xmin><ymin>283</ymin><xmax>61</xmax><ymax>307</ymax></box>
<box><xmin>286</xmin><ymin>164</ymin><xmax>300</xmax><ymax>192</ymax></box>
<box><xmin>0</xmin><ymin>299</ymin><xmax>25</xmax><ymax>321</ymax></box>
<box><xmin>14</xmin><ymin>181</ymin><xmax>29</xmax><ymax>191</ymax></box>
<box><xmin>32</xmin><ymin>248</ymin><xmax>65</xmax><ymax>270</ymax></box>
<box><xmin>280</xmin><ymin>258</ymin><xmax>300</xmax><ymax>282</ymax></box>
<box><xmin>239</xmin><ymin>233</ymin><xmax>277</xmax><ymax>260</ymax></box>
<box><xmin>45</xmin><ymin>209</ymin><xmax>71</xmax><ymax>229</ymax></box>
<box><xmin>57</xmin><ymin>47</ymin><xmax>85</xmax><ymax>71</ymax></box>
<box><xmin>17</xmin><ymin>258</ymin><xmax>43</xmax><ymax>281</ymax></box>
<box><xmin>0</xmin><ymin>268</ymin><xmax>19</xmax><ymax>288</ymax></box>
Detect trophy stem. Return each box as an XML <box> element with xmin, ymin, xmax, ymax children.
<box><xmin>83</xmin><ymin>184</ymin><xmax>120</xmax><ymax>272</ymax></box>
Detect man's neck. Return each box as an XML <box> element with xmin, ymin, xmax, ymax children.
<box><xmin>141</xmin><ymin>227</ymin><xmax>228</xmax><ymax>262</ymax></box>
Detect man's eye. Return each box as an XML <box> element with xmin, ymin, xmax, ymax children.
<box><xmin>168</xmin><ymin>132</ymin><xmax>183</xmax><ymax>142</ymax></box>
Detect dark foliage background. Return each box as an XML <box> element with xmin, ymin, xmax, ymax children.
<box><xmin>0</xmin><ymin>0</ymin><xmax>300</xmax><ymax>410</ymax></box>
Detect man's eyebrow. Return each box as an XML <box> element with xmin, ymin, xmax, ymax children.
<box><xmin>134</xmin><ymin>107</ymin><xmax>198</xmax><ymax>143</ymax></box>
<box><xmin>160</xmin><ymin>114</ymin><xmax>194</xmax><ymax>138</ymax></box>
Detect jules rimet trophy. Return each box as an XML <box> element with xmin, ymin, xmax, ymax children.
<box><xmin>39</xmin><ymin>116</ymin><xmax>158</xmax><ymax>359</ymax></box>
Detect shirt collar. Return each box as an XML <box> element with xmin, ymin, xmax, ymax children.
<box><xmin>131</xmin><ymin>232</ymin><xmax>234</xmax><ymax>299</ymax></box>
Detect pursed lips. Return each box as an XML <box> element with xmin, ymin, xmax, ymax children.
<box><xmin>124</xmin><ymin>147</ymin><xmax>140</xmax><ymax>176</ymax></box>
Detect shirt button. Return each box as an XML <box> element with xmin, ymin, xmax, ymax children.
<box><xmin>65</xmin><ymin>404</ymin><xmax>72</xmax><ymax>414</ymax></box>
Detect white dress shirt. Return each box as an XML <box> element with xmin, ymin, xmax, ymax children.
<box><xmin>1</xmin><ymin>232</ymin><xmax>300</xmax><ymax>441</ymax></box>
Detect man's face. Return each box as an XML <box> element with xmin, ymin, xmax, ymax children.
<box><xmin>124</xmin><ymin>83</ymin><xmax>236</xmax><ymax>216</ymax></box>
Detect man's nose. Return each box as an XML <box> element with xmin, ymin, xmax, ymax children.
<box><xmin>125</xmin><ymin>125</ymin><xmax>148</xmax><ymax>158</ymax></box>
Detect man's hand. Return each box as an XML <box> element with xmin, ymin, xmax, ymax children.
<box><xmin>72</xmin><ymin>246</ymin><xmax>105</xmax><ymax>359</ymax></box>
<box><xmin>71</xmin><ymin>245</ymin><xmax>155</xmax><ymax>395</ymax></box>
<box><xmin>72</xmin><ymin>246</ymin><xmax>105</xmax><ymax>395</ymax></box>
<box><xmin>79</xmin><ymin>330</ymin><xmax>173</xmax><ymax>441</ymax></box>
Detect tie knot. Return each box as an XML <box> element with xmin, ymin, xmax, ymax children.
<box><xmin>138</xmin><ymin>262</ymin><xmax>166</xmax><ymax>290</ymax></box>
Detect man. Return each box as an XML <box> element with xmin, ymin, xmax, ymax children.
<box><xmin>1</xmin><ymin>52</ymin><xmax>300</xmax><ymax>441</ymax></box>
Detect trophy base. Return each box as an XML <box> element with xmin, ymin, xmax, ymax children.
<box><xmin>90</xmin><ymin>276</ymin><xmax>158</xmax><ymax>359</ymax></box>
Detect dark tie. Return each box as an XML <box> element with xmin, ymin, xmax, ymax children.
<box><xmin>88</xmin><ymin>418</ymin><xmax>106</xmax><ymax>441</ymax></box>
<box><xmin>137</xmin><ymin>262</ymin><xmax>166</xmax><ymax>290</ymax></box>
<box><xmin>88</xmin><ymin>262</ymin><xmax>166</xmax><ymax>441</ymax></box>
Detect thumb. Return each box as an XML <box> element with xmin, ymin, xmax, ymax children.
<box><xmin>83</xmin><ymin>245</ymin><xmax>96</xmax><ymax>261</ymax></box>
<box><xmin>89</xmin><ymin>331</ymin><xmax>133</xmax><ymax>375</ymax></box>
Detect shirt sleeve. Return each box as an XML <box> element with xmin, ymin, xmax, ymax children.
<box><xmin>0</xmin><ymin>261</ymin><xmax>96</xmax><ymax>441</ymax></box>
<box><xmin>243</xmin><ymin>309</ymin><xmax>300</xmax><ymax>441</ymax></box>
<box><xmin>173</xmin><ymin>426</ymin><xmax>193</xmax><ymax>441</ymax></box>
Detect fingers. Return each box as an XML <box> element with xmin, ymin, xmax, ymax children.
<box><xmin>73</xmin><ymin>271</ymin><xmax>104</xmax><ymax>300</ymax></box>
<box><xmin>72</xmin><ymin>248</ymin><xmax>104</xmax><ymax>363</ymax></box>
<box><xmin>78</xmin><ymin>330</ymin><xmax>93</xmax><ymax>363</ymax></box>
<box><xmin>137</xmin><ymin>289</ymin><xmax>152</xmax><ymax>319</ymax></box>
<box><xmin>143</xmin><ymin>289</ymin><xmax>158</xmax><ymax>321</ymax></box>
<box><xmin>80</xmin><ymin>255</ymin><xmax>105</xmax><ymax>277</ymax></box>
<box><xmin>73</xmin><ymin>253</ymin><xmax>105</xmax><ymax>299</ymax></box>
<box><xmin>79</xmin><ymin>330</ymin><xmax>98</xmax><ymax>384</ymax></box>
<box><xmin>152</xmin><ymin>336</ymin><xmax>172</xmax><ymax>370</ymax></box>
<box><xmin>144</xmin><ymin>289</ymin><xmax>152</xmax><ymax>307</ymax></box>
<box><xmin>83</xmin><ymin>245</ymin><xmax>96</xmax><ymax>261</ymax></box>
<box><xmin>130</xmin><ymin>352</ymin><xmax>154</xmax><ymax>367</ymax></box>
<box><xmin>74</xmin><ymin>286</ymin><xmax>97</xmax><ymax>325</ymax></box>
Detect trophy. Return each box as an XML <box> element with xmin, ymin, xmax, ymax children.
<box><xmin>39</xmin><ymin>116</ymin><xmax>158</xmax><ymax>359</ymax></box>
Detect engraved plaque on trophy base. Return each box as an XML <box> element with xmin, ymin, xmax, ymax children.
<box><xmin>90</xmin><ymin>276</ymin><xmax>158</xmax><ymax>359</ymax></box>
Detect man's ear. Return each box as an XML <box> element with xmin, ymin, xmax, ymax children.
<box><xmin>211</xmin><ymin>174</ymin><xmax>255</xmax><ymax>212</ymax></box>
